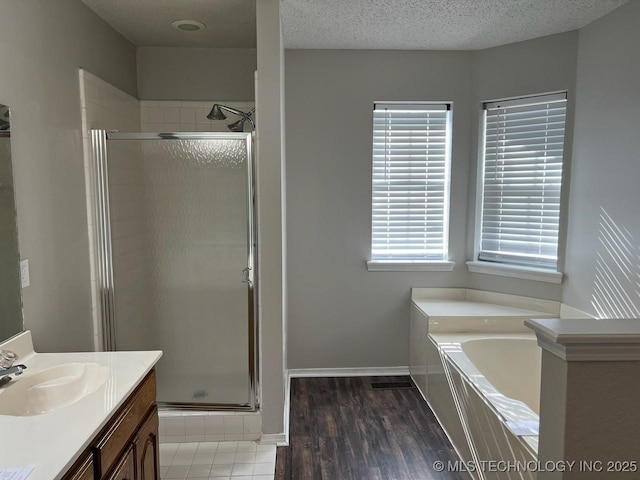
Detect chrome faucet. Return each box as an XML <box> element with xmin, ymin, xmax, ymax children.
<box><xmin>0</xmin><ymin>350</ymin><xmax>27</xmax><ymax>387</ymax></box>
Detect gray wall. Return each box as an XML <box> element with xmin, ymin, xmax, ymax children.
<box><xmin>0</xmin><ymin>0</ymin><xmax>136</xmax><ymax>351</ymax></box>
<box><xmin>137</xmin><ymin>47</ymin><xmax>256</xmax><ymax>100</ymax></box>
<box><xmin>467</xmin><ymin>32</ymin><xmax>579</xmax><ymax>300</ymax></box>
<box><xmin>285</xmin><ymin>33</ymin><xmax>580</xmax><ymax>369</ymax></box>
<box><xmin>563</xmin><ymin>1</ymin><xmax>640</xmax><ymax>318</ymax></box>
<box><xmin>285</xmin><ymin>50</ymin><xmax>473</xmax><ymax>369</ymax></box>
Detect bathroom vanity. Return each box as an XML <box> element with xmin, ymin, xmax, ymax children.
<box><xmin>0</xmin><ymin>331</ymin><xmax>162</xmax><ymax>480</ymax></box>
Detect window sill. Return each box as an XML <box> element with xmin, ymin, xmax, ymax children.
<box><xmin>466</xmin><ymin>261</ymin><xmax>563</xmax><ymax>284</ymax></box>
<box><xmin>367</xmin><ymin>260</ymin><xmax>455</xmax><ymax>272</ymax></box>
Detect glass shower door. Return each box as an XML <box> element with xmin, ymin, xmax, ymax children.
<box><xmin>94</xmin><ymin>132</ymin><xmax>255</xmax><ymax>408</ymax></box>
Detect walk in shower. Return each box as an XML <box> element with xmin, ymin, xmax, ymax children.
<box><xmin>91</xmin><ymin>131</ymin><xmax>257</xmax><ymax>410</ymax></box>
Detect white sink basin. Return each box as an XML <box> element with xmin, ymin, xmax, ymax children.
<box><xmin>0</xmin><ymin>363</ymin><xmax>109</xmax><ymax>416</ymax></box>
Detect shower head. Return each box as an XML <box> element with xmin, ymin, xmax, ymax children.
<box><xmin>207</xmin><ymin>104</ymin><xmax>227</xmax><ymax>120</ymax></box>
<box><xmin>207</xmin><ymin>103</ymin><xmax>256</xmax><ymax>131</ymax></box>
<box><xmin>228</xmin><ymin>119</ymin><xmax>246</xmax><ymax>132</ymax></box>
<box><xmin>228</xmin><ymin>108</ymin><xmax>256</xmax><ymax>132</ymax></box>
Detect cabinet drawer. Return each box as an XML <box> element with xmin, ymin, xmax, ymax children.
<box><xmin>107</xmin><ymin>447</ymin><xmax>135</xmax><ymax>480</ymax></box>
<box><xmin>93</xmin><ymin>370</ymin><xmax>156</xmax><ymax>477</ymax></box>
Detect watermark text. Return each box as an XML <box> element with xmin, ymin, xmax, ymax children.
<box><xmin>432</xmin><ymin>460</ymin><xmax>638</xmax><ymax>473</ymax></box>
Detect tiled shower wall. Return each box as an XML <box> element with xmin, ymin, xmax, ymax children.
<box><xmin>79</xmin><ymin>69</ymin><xmax>142</xmax><ymax>351</ymax></box>
<box><xmin>141</xmin><ymin>100</ymin><xmax>255</xmax><ymax>133</ymax></box>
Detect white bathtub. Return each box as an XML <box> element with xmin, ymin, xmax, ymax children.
<box><xmin>427</xmin><ymin>333</ymin><xmax>541</xmax><ymax>479</ymax></box>
<box><xmin>458</xmin><ymin>336</ymin><xmax>541</xmax><ymax>415</ymax></box>
<box><xmin>409</xmin><ymin>289</ymin><xmax>594</xmax><ymax>479</ymax></box>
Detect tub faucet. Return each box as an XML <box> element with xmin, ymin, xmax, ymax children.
<box><xmin>0</xmin><ymin>350</ymin><xmax>27</xmax><ymax>387</ymax></box>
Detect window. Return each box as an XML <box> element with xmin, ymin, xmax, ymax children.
<box><xmin>369</xmin><ymin>102</ymin><xmax>452</xmax><ymax>270</ymax></box>
<box><xmin>475</xmin><ymin>92</ymin><xmax>567</xmax><ymax>272</ymax></box>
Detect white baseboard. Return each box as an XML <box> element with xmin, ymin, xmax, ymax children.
<box><xmin>288</xmin><ymin>366</ymin><xmax>410</xmax><ymax>378</ymax></box>
<box><xmin>260</xmin><ymin>433</ymin><xmax>287</xmax><ymax>446</ymax></box>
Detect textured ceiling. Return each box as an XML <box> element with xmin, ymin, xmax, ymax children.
<box><xmin>81</xmin><ymin>0</ymin><xmax>256</xmax><ymax>48</ymax></box>
<box><xmin>82</xmin><ymin>0</ymin><xmax>627</xmax><ymax>50</ymax></box>
<box><xmin>281</xmin><ymin>0</ymin><xmax>628</xmax><ymax>50</ymax></box>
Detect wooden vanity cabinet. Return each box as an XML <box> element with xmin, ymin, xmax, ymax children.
<box><xmin>62</xmin><ymin>369</ymin><xmax>159</xmax><ymax>480</ymax></box>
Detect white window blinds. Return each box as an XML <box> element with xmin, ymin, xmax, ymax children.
<box><xmin>479</xmin><ymin>92</ymin><xmax>567</xmax><ymax>269</ymax></box>
<box><xmin>371</xmin><ymin>102</ymin><xmax>451</xmax><ymax>261</ymax></box>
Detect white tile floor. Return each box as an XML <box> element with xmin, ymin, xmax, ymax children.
<box><xmin>160</xmin><ymin>441</ymin><xmax>276</xmax><ymax>480</ymax></box>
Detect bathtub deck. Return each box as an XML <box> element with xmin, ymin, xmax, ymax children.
<box><xmin>275</xmin><ymin>376</ymin><xmax>471</xmax><ymax>480</ymax></box>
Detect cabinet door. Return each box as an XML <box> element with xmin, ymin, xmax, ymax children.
<box><xmin>108</xmin><ymin>447</ymin><xmax>135</xmax><ymax>480</ymax></box>
<box><xmin>135</xmin><ymin>407</ymin><xmax>159</xmax><ymax>480</ymax></box>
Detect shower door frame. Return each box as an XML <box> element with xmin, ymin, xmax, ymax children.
<box><xmin>91</xmin><ymin>130</ymin><xmax>259</xmax><ymax>411</ymax></box>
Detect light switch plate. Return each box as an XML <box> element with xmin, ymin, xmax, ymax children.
<box><xmin>20</xmin><ymin>259</ymin><xmax>30</xmax><ymax>288</ymax></box>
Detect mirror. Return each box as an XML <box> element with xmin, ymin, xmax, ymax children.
<box><xmin>0</xmin><ymin>103</ymin><xmax>23</xmax><ymax>342</ymax></box>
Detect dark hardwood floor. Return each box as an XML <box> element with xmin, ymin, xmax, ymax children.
<box><xmin>275</xmin><ymin>376</ymin><xmax>471</xmax><ymax>480</ymax></box>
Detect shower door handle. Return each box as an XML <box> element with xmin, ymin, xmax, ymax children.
<box><xmin>242</xmin><ymin>267</ymin><xmax>252</xmax><ymax>285</ymax></box>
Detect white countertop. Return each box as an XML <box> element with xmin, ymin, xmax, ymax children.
<box><xmin>411</xmin><ymin>288</ymin><xmax>558</xmax><ymax>333</ymax></box>
<box><xmin>413</xmin><ymin>299</ymin><xmax>553</xmax><ymax>318</ymax></box>
<box><xmin>413</xmin><ymin>298</ymin><xmax>556</xmax><ymax>333</ymax></box>
<box><xmin>0</xmin><ymin>331</ymin><xmax>162</xmax><ymax>480</ymax></box>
